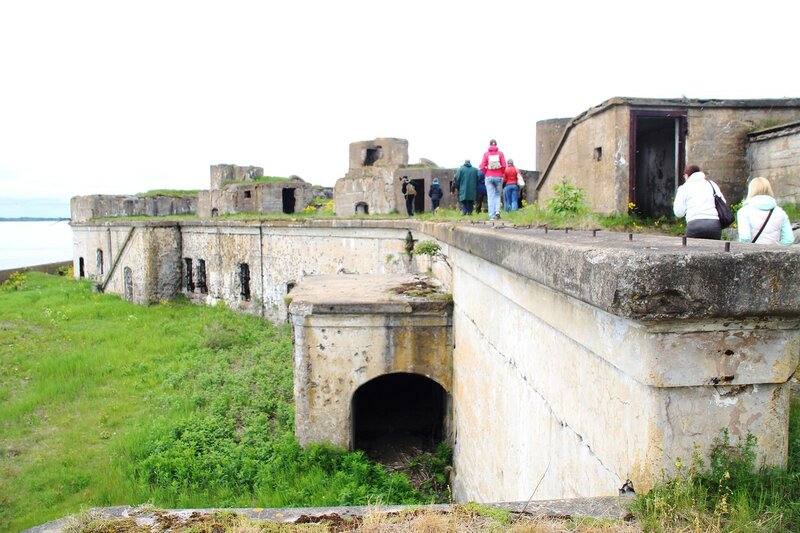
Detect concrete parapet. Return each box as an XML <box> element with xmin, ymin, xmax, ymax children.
<box><xmin>70</xmin><ymin>194</ymin><xmax>197</xmax><ymax>223</ymax></box>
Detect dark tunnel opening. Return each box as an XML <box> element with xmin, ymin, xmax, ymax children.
<box><xmin>352</xmin><ymin>373</ymin><xmax>446</xmax><ymax>463</ymax></box>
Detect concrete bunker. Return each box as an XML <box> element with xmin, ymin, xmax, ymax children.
<box><xmin>352</xmin><ymin>372</ymin><xmax>447</xmax><ymax>458</ymax></box>
<box><xmin>289</xmin><ymin>274</ymin><xmax>453</xmax><ymax>451</ymax></box>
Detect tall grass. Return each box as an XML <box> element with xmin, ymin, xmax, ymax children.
<box><xmin>0</xmin><ymin>273</ymin><xmax>424</xmax><ymax>531</ymax></box>
<box><xmin>633</xmin><ymin>414</ymin><xmax>800</xmax><ymax>532</ymax></box>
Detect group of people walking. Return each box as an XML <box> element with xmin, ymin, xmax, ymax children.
<box><xmin>673</xmin><ymin>165</ymin><xmax>794</xmax><ymax>245</ymax></box>
<box><xmin>453</xmin><ymin>139</ymin><xmax>524</xmax><ymax>219</ymax></box>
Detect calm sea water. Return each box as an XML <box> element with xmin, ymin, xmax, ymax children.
<box><xmin>0</xmin><ymin>221</ymin><xmax>73</xmax><ymax>270</ymax></box>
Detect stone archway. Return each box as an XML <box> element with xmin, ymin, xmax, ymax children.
<box><xmin>351</xmin><ymin>372</ymin><xmax>447</xmax><ymax>461</ymax></box>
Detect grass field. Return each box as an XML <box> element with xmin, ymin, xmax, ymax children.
<box><xmin>0</xmin><ymin>273</ymin><xmax>433</xmax><ymax>531</ymax></box>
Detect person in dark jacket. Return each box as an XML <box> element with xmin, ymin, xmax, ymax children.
<box><xmin>401</xmin><ymin>176</ymin><xmax>415</xmax><ymax>216</ymax></box>
<box><xmin>455</xmin><ymin>159</ymin><xmax>478</xmax><ymax>215</ymax></box>
<box><xmin>475</xmin><ymin>169</ymin><xmax>487</xmax><ymax>213</ymax></box>
<box><xmin>428</xmin><ymin>178</ymin><xmax>444</xmax><ymax>214</ymax></box>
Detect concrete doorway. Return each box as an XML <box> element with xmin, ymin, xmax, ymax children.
<box><xmin>630</xmin><ymin>111</ymin><xmax>686</xmax><ymax>218</ymax></box>
<box><xmin>282</xmin><ymin>188</ymin><xmax>296</xmax><ymax>214</ymax></box>
<box><xmin>352</xmin><ymin>372</ymin><xmax>447</xmax><ymax>461</ymax></box>
<box><xmin>411</xmin><ymin>179</ymin><xmax>425</xmax><ymax>213</ymax></box>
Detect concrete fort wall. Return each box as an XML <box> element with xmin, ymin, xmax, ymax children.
<box><xmin>685</xmin><ymin>108</ymin><xmax>800</xmax><ymax>203</ymax></box>
<box><xmin>536</xmin><ymin>106</ymin><xmax>629</xmax><ymax>215</ymax></box>
<box><xmin>747</xmin><ymin>121</ymin><xmax>800</xmax><ymax>204</ymax></box>
<box><xmin>70</xmin><ymin>219</ymin><xmax>800</xmax><ymax>503</ymax></box>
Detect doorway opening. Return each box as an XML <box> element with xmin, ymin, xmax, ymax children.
<box><xmin>282</xmin><ymin>188</ymin><xmax>296</xmax><ymax>214</ymax></box>
<box><xmin>411</xmin><ymin>179</ymin><xmax>426</xmax><ymax>213</ymax></box>
<box><xmin>78</xmin><ymin>257</ymin><xmax>85</xmax><ymax>279</ymax></box>
<box><xmin>351</xmin><ymin>373</ymin><xmax>446</xmax><ymax>462</ymax></box>
<box><xmin>630</xmin><ymin>110</ymin><xmax>686</xmax><ymax>218</ymax></box>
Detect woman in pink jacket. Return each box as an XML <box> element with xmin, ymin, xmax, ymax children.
<box><xmin>479</xmin><ymin>139</ymin><xmax>506</xmax><ymax>220</ymax></box>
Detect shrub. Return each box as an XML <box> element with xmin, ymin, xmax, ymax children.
<box><xmin>546</xmin><ymin>179</ymin><xmax>587</xmax><ymax>215</ymax></box>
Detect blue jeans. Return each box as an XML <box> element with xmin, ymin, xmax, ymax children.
<box><xmin>503</xmin><ymin>184</ymin><xmax>519</xmax><ymax>212</ymax></box>
<box><xmin>485</xmin><ymin>177</ymin><xmax>503</xmax><ymax>218</ymax></box>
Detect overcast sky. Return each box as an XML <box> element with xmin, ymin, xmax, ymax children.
<box><xmin>1</xmin><ymin>0</ymin><xmax>798</xmax><ymax>217</ymax></box>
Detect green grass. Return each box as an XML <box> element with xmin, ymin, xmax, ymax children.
<box><xmin>632</xmin><ymin>407</ymin><xmax>800</xmax><ymax>532</ymax></box>
<box><xmin>782</xmin><ymin>202</ymin><xmax>800</xmax><ymax>221</ymax></box>
<box><xmin>134</xmin><ymin>189</ymin><xmax>201</xmax><ymax>197</ymax></box>
<box><xmin>0</xmin><ymin>273</ymin><xmax>426</xmax><ymax>531</ymax></box>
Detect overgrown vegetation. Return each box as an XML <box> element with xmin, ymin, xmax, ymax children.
<box><xmin>0</xmin><ymin>273</ymin><xmax>440</xmax><ymax>531</ymax></box>
<box><xmin>633</xmin><ymin>420</ymin><xmax>800</xmax><ymax>532</ymax></box>
<box><xmin>135</xmin><ymin>189</ymin><xmax>201</xmax><ymax>197</ymax></box>
<box><xmin>546</xmin><ymin>178</ymin><xmax>587</xmax><ymax>215</ymax></box>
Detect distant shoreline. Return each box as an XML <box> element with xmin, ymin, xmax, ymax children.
<box><xmin>0</xmin><ymin>217</ymin><xmax>69</xmax><ymax>222</ymax></box>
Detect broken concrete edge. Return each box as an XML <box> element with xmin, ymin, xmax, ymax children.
<box><xmin>23</xmin><ymin>496</ymin><xmax>636</xmax><ymax>532</ymax></box>
<box><xmin>70</xmin><ymin>217</ymin><xmax>800</xmax><ymax>320</ymax></box>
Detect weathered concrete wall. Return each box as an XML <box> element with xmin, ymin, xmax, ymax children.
<box><xmin>536</xmin><ymin>106</ymin><xmax>629</xmax><ymax>214</ymax></box>
<box><xmin>536</xmin><ymin>117</ymin><xmax>571</xmax><ymax>172</ymax></box>
<box><xmin>289</xmin><ymin>274</ymin><xmax>453</xmax><ymax>448</ymax></box>
<box><xmin>334</xmin><ymin>176</ymin><xmax>398</xmax><ymax>216</ymax></box>
<box><xmin>72</xmin><ymin>223</ymin><xmax>182</xmax><ymax>304</ymax></box>
<box><xmin>71</xmin><ymin>195</ymin><xmax>197</xmax><ymax>223</ymax></box>
<box><xmin>348</xmin><ymin>138</ymin><xmax>409</xmax><ymax>174</ymax></box>
<box><xmin>747</xmin><ymin>121</ymin><xmax>800</xmax><ymax>204</ymax></box>
<box><xmin>210</xmin><ymin>164</ymin><xmax>264</xmax><ymax>190</ymax></box>
<box><xmin>415</xmin><ymin>222</ymin><xmax>800</xmax><ymax>501</ymax></box>
<box><xmin>686</xmin><ymin>108</ymin><xmax>800</xmax><ymax>203</ymax></box>
<box><xmin>197</xmin><ymin>179</ymin><xmax>315</xmax><ymax>218</ymax></box>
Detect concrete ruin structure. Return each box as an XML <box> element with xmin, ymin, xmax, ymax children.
<box><xmin>70</xmin><ymin>164</ymin><xmax>321</xmax><ymax>224</ymax></box>
<box><xmin>333</xmin><ymin>138</ymin><xmax>459</xmax><ymax>216</ymax></box>
<box><xmin>67</xmin><ymin>102</ymin><xmax>800</xmax><ymax>504</ymax></box>
<box><xmin>70</xmin><ymin>215</ymin><xmax>800</xmax><ymax>503</ymax></box>
<box><xmin>747</xmin><ymin>120</ymin><xmax>800</xmax><ymax>204</ymax></box>
<box><xmin>198</xmin><ymin>164</ymin><xmax>315</xmax><ymax>217</ymax></box>
<box><xmin>535</xmin><ymin>97</ymin><xmax>800</xmax><ymax>217</ymax></box>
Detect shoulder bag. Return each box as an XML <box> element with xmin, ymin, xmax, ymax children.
<box><xmin>709</xmin><ymin>181</ymin><xmax>734</xmax><ymax>229</ymax></box>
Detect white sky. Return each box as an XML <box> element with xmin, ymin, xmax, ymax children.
<box><xmin>1</xmin><ymin>0</ymin><xmax>798</xmax><ymax>217</ymax></box>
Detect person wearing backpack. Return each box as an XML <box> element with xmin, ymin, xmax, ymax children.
<box><xmin>479</xmin><ymin>139</ymin><xmax>506</xmax><ymax>220</ymax></box>
<box><xmin>401</xmin><ymin>176</ymin><xmax>416</xmax><ymax>216</ymax></box>
<box><xmin>736</xmin><ymin>177</ymin><xmax>793</xmax><ymax>245</ymax></box>
<box><xmin>673</xmin><ymin>165</ymin><xmax>726</xmax><ymax>240</ymax></box>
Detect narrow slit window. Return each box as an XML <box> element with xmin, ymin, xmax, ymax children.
<box><xmin>238</xmin><ymin>263</ymin><xmax>251</xmax><ymax>301</ymax></box>
<box><xmin>184</xmin><ymin>258</ymin><xmax>194</xmax><ymax>292</ymax></box>
<box><xmin>123</xmin><ymin>267</ymin><xmax>133</xmax><ymax>301</ymax></box>
<box><xmin>196</xmin><ymin>259</ymin><xmax>207</xmax><ymax>294</ymax></box>
<box><xmin>78</xmin><ymin>257</ymin><xmax>85</xmax><ymax>279</ymax></box>
<box><xmin>593</xmin><ymin>147</ymin><xmax>603</xmax><ymax>161</ymax></box>
<box><xmin>96</xmin><ymin>249</ymin><xmax>104</xmax><ymax>276</ymax></box>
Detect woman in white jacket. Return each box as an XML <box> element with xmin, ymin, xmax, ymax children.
<box><xmin>736</xmin><ymin>177</ymin><xmax>793</xmax><ymax>245</ymax></box>
<box><xmin>673</xmin><ymin>165</ymin><xmax>725</xmax><ymax>240</ymax></box>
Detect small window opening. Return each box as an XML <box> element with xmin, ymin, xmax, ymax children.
<box><xmin>355</xmin><ymin>202</ymin><xmax>369</xmax><ymax>215</ymax></box>
<box><xmin>244</xmin><ymin>190</ymin><xmax>252</xmax><ymax>199</ymax></box>
<box><xmin>123</xmin><ymin>267</ymin><xmax>133</xmax><ymax>301</ymax></box>
<box><xmin>211</xmin><ymin>208</ymin><xmax>219</xmax><ymax>217</ymax></box>
<box><xmin>286</xmin><ymin>281</ymin><xmax>296</xmax><ymax>294</ymax></box>
<box><xmin>184</xmin><ymin>258</ymin><xmax>194</xmax><ymax>292</ymax></box>
<box><xmin>96</xmin><ymin>250</ymin><xmax>104</xmax><ymax>276</ymax></box>
<box><xmin>594</xmin><ymin>147</ymin><xmax>603</xmax><ymax>161</ymax></box>
<box><xmin>196</xmin><ymin>259</ymin><xmax>207</xmax><ymax>294</ymax></box>
<box><xmin>238</xmin><ymin>263</ymin><xmax>251</xmax><ymax>301</ymax></box>
<box><xmin>78</xmin><ymin>257</ymin><xmax>85</xmax><ymax>279</ymax></box>
<box><xmin>364</xmin><ymin>146</ymin><xmax>383</xmax><ymax>166</ymax></box>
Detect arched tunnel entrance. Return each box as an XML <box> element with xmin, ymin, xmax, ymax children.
<box><xmin>351</xmin><ymin>373</ymin><xmax>448</xmax><ymax>463</ymax></box>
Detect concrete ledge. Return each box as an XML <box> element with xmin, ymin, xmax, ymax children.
<box><xmin>0</xmin><ymin>260</ymin><xmax>71</xmax><ymax>284</ymax></box>
<box><xmin>24</xmin><ymin>497</ymin><xmax>635</xmax><ymax>532</ymax></box>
